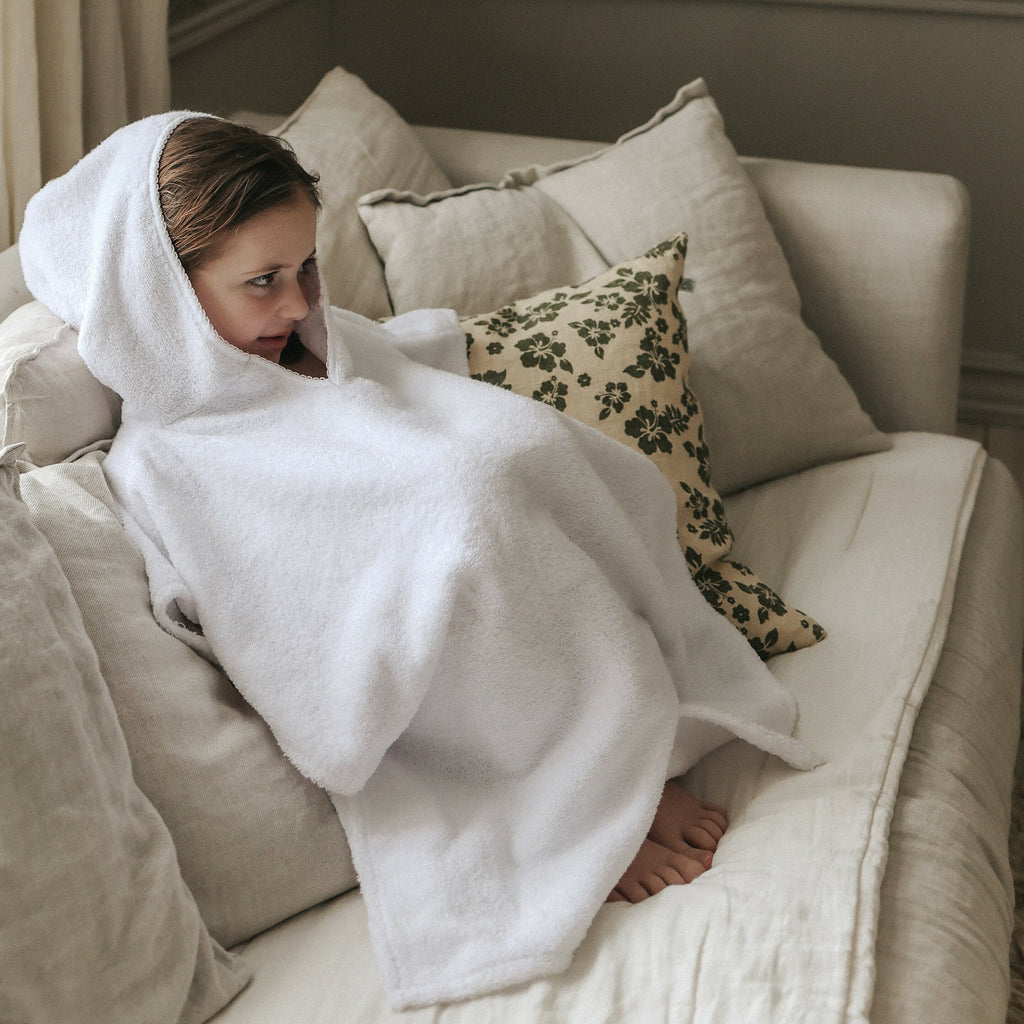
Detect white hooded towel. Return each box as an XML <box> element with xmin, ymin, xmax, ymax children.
<box><xmin>19</xmin><ymin>112</ymin><xmax>817</xmax><ymax>1008</ymax></box>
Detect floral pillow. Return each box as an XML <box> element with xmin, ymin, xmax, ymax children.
<box><xmin>461</xmin><ymin>234</ymin><xmax>824</xmax><ymax>659</ymax></box>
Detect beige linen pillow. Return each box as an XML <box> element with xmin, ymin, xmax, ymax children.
<box><xmin>0</xmin><ymin>446</ymin><xmax>249</xmax><ymax>1024</ymax></box>
<box><xmin>359</xmin><ymin>78</ymin><xmax>889</xmax><ymax>495</ymax></box>
<box><xmin>0</xmin><ymin>301</ymin><xmax>120</xmax><ymax>465</ymax></box>
<box><xmin>273</xmin><ymin>66</ymin><xmax>451</xmax><ymax>319</ymax></box>
<box><xmin>463</xmin><ymin>234</ymin><xmax>824</xmax><ymax>659</ymax></box>
<box><xmin>19</xmin><ymin>452</ymin><xmax>357</xmax><ymax>949</ymax></box>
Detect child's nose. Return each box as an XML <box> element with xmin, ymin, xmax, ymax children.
<box><xmin>280</xmin><ymin>278</ymin><xmax>310</xmax><ymax>321</ymax></box>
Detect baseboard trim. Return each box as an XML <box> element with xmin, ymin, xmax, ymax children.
<box><xmin>959</xmin><ymin>350</ymin><xmax>1024</xmax><ymax>429</ymax></box>
<box><xmin>168</xmin><ymin>0</ymin><xmax>295</xmax><ymax>57</ymax></box>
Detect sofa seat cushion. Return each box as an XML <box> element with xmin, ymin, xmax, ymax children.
<box><xmin>210</xmin><ymin>434</ymin><xmax>988</xmax><ymax>1023</ymax></box>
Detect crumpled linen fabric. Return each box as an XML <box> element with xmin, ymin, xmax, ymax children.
<box><xmin>19</xmin><ymin>112</ymin><xmax>817</xmax><ymax>1008</ymax></box>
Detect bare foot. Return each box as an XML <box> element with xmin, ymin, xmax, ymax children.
<box><xmin>647</xmin><ymin>779</ymin><xmax>727</xmax><ymax>857</ymax></box>
<box><xmin>607</xmin><ymin>781</ymin><xmax>728</xmax><ymax>903</ymax></box>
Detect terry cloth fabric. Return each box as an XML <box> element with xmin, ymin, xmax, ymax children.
<box><xmin>19</xmin><ymin>112</ymin><xmax>819</xmax><ymax>1009</ymax></box>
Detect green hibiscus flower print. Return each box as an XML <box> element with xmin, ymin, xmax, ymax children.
<box><xmin>743</xmin><ymin>580</ymin><xmax>791</xmax><ymax>625</ymax></box>
<box><xmin>679</xmin><ymin>483</ymin><xmax>732</xmax><ymax>547</ymax></box>
<box><xmin>693</xmin><ymin>563</ymin><xmax>731</xmax><ymax>606</ymax></box>
<box><xmin>746</xmin><ymin>629</ymin><xmax>781</xmax><ymax>660</ymax></box>
<box><xmin>515</xmin><ymin>333</ymin><xmax>573</xmax><ymax>374</ymax></box>
<box><xmin>512</xmin><ymin>296</ymin><xmax>571</xmax><ymax>331</ymax></box>
<box><xmin>658</xmin><ymin>403</ymin><xmax>691</xmax><ymax>437</ymax></box>
<box><xmin>682</xmin><ymin>437</ymin><xmax>712</xmax><ymax>487</ymax></box>
<box><xmin>621</xmin><ymin>269</ymin><xmax>671</xmax><ymax>307</ymax></box>
<box><xmin>648</xmin><ymin>236</ymin><xmax>685</xmax><ymax>261</ymax></box>
<box><xmin>624</xmin><ymin>326</ymin><xmax>680</xmax><ymax>381</ymax></box>
<box><xmin>617</xmin><ymin>295</ymin><xmax>655</xmax><ymax>329</ymax></box>
<box><xmin>730</xmin><ymin>602</ymin><xmax>752</xmax><ymax>625</ymax></box>
<box><xmin>624</xmin><ymin>403</ymin><xmax>673</xmax><ymax>455</ymax></box>
<box><xmin>681</xmin><ymin>383</ymin><xmax>701</xmax><ymax>419</ymax></box>
<box><xmin>674</xmin><ymin>314</ymin><xmax>689</xmax><ymax>353</ymax></box>
<box><xmin>472</xmin><ymin>368</ymin><xmax>510</xmax><ymax>389</ymax></box>
<box><xmin>568</xmin><ymin>317</ymin><xmax>619</xmax><ymax>359</ymax></box>
<box><xmin>596</xmin><ymin>381</ymin><xmax>631</xmax><ymax>420</ymax></box>
<box><xmin>533</xmin><ymin>376</ymin><xmax>569</xmax><ymax>410</ymax></box>
<box><xmin>680</xmin><ymin>483</ymin><xmax>712</xmax><ymax>522</ymax></box>
<box><xmin>475</xmin><ymin>311</ymin><xmax>520</xmax><ymax>339</ymax></box>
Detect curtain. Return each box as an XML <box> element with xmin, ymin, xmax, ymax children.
<box><xmin>0</xmin><ymin>0</ymin><xmax>170</xmax><ymax>248</ymax></box>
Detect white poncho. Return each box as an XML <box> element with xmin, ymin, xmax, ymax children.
<box><xmin>19</xmin><ymin>112</ymin><xmax>817</xmax><ymax>1008</ymax></box>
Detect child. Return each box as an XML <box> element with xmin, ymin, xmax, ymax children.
<box><xmin>19</xmin><ymin>113</ymin><xmax>815</xmax><ymax>1007</ymax></box>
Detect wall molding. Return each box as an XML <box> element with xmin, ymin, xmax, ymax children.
<box><xmin>728</xmin><ymin>0</ymin><xmax>1024</xmax><ymax>16</ymax></box>
<box><xmin>959</xmin><ymin>350</ymin><xmax>1024</xmax><ymax>428</ymax></box>
<box><xmin>168</xmin><ymin>0</ymin><xmax>296</xmax><ymax>57</ymax></box>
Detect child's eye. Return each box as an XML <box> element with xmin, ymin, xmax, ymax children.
<box><xmin>299</xmin><ymin>256</ymin><xmax>317</xmax><ymax>275</ymax></box>
<box><xmin>248</xmin><ymin>273</ymin><xmax>275</xmax><ymax>289</ymax></box>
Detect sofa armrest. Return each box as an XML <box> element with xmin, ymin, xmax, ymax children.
<box><xmin>742</xmin><ymin>157</ymin><xmax>969</xmax><ymax>435</ymax></box>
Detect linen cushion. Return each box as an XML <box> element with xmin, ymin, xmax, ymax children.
<box><xmin>463</xmin><ymin>233</ymin><xmax>823</xmax><ymax>658</ymax></box>
<box><xmin>273</xmin><ymin>66</ymin><xmax>451</xmax><ymax>319</ymax></box>
<box><xmin>0</xmin><ymin>300</ymin><xmax>119</xmax><ymax>465</ymax></box>
<box><xmin>18</xmin><ymin>452</ymin><xmax>358</xmax><ymax>949</ymax></box>
<box><xmin>0</xmin><ymin>445</ymin><xmax>250</xmax><ymax>1024</ymax></box>
<box><xmin>359</xmin><ymin>78</ymin><xmax>890</xmax><ymax>495</ymax></box>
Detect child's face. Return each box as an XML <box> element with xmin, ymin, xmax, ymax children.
<box><xmin>188</xmin><ymin>192</ymin><xmax>318</xmax><ymax>362</ymax></box>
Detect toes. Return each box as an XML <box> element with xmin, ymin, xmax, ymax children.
<box><xmin>650</xmin><ymin>783</ymin><xmax>729</xmax><ymax>855</ymax></box>
<box><xmin>681</xmin><ymin>803</ymin><xmax>728</xmax><ymax>848</ymax></box>
<box><xmin>683</xmin><ymin>817</ymin><xmax>725</xmax><ymax>851</ymax></box>
<box><xmin>652</xmin><ymin>821</ymin><xmax>719</xmax><ymax>858</ymax></box>
<box><xmin>611</xmin><ymin>829</ymin><xmax>721</xmax><ymax>906</ymax></box>
<box><xmin>653</xmin><ymin>863</ymin><xmax>689</xmax><ymax>888</ymax></box>
<box><xmin>612</xmin><ymin>878</ymin><xmax>652</xmax><ymax>904</ymax></box>
<box><xmin>659</xmin><ymin>845</ymin><xmax>709</xmax><ymax>883</ymax></box>
<box><xmin>700</xmin><ymin>805</ymin><xmax>729</xmax><ymax>836</ymax></box>
<box><xmin>644</xmin><ymin>873</ymin><xmax>668</xmax><ymax>897</ymax></box>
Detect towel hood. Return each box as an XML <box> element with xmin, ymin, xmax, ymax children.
<box><xmin>19</xmin><ymin>112</ymin><xmax>333</xmax><ymax>423</ymax></box>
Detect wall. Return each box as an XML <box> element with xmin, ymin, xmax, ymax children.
<box><xmin>169</xmin><ymin>0</ymin><xmax>337</xmax><ymax>119</ymax></box>
<box><xmin>170</xmin><ymin>0</ymin><xmax>1024</xmax><ymax>425</ymax></box>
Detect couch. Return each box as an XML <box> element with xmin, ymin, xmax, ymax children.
<box><xmin>2</xmin><ymin>67</ymin><xmax>1022</xmax><ymax>1024</ymax></box>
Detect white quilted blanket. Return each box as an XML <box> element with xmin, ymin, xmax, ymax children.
<box><xmin>212</xmin><ymin>432</ymin><xmax>985</xmax><ymax>1024</ymax></box>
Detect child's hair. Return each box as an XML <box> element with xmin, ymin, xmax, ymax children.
<box><xmin>158</xmin><ymin>117</ymin><xmax>321</xmax><ymax>273</ymax></box>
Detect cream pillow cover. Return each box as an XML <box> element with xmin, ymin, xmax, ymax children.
<box><xmin>359</xmin><ymin>78</ymin><xmax>890</xmax><ymax>496</ymax></box>
<box><xmin>0</xmin><ymin>446</ymin><xmax>249</xmax><ymax>1024</ymax></box>
<box><xmin>19</xmin><ymin>452</ymin><xmax>357</xmax><ymax>949</ymax></box>
<box><xmin>463</xmin><ymin>234</ymin><xmax>824</xmax><ymax>658</ymax></box>
<box><xmin>0</xmin><ymin>301</ymin><xmax>120</xmax><ymax>465</ymax></box>
<box><xmin>273</xmin><ymin>66</ymin><xmax>451</xmax><ymax>319</ymax></box>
